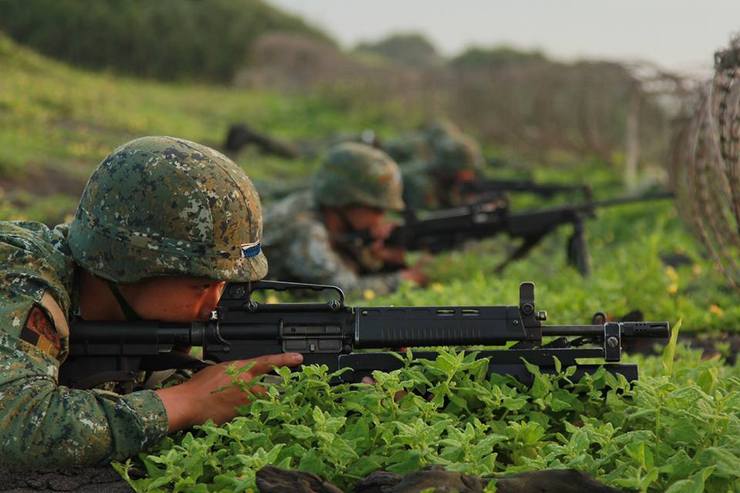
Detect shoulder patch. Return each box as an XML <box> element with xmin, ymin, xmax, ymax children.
<box><xmin>40</xmin><ymin>291</ymin><xmax>70</xmax><ymax>338</ymax></box>
<box><xmin>20</xmin><ymin>305</ymin><xmax>62</xmax><ymax>359</ymax></box>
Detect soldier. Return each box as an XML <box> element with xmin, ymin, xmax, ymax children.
<box><xmin>263</xmin><ymin>142</ymin><xmax>426</xmax><ymax>297</ymax></box>
<box><xmin>0</xmin><ymin>136</ymin><xmax>303</xmax><ymax>468</ymax></box>
<box><xmin>387</xmin><ymin>120</ymin><xmax>486</xmax><ymax>210</ymax></box>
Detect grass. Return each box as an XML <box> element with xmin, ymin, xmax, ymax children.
<box><xmin>0</xmin><ymin>32</ymin><xmax>419</xmax><ymax>209</ymax></box>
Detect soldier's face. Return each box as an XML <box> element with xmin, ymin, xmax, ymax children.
<box><xmin>344</xmin><ymin>206</ymin><xmax>386</xmax><ymax>233</ymax></box>
<box><xmin>122</xmin><ymin>277</ymin><xmax>226</xmax><ymax>322</ymax></box>
<box><xmin>455</xmin><ymin>170</ymin><xmax>476</xmax><ymax>183</ymax></box>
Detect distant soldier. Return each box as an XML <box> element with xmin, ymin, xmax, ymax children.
<box><xmin>263</xmin><ymin>142</ymin><xmax>426</xmax><ymax>296</ymax></box>
<box><xmin>387</xmin><ymin>120</ymin><xmax>486</xmax><ymax>210</ymax></box>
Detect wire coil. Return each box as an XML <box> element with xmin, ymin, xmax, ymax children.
<box><xmin>670</xmin><ymin>39</ymin><xmax>740</xmax><ymax>289</ymax></box>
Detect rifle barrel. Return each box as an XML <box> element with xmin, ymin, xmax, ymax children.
<box><xmin>589</xmin><ymin>191</ymin><xmax>674</xmax><ymax>209</ymax></box>
<box><xmin>474</xmin><ymin>179</ymin><xmax>588</xmax><ymax>195</ymax></box>
<box><xmin>542</xmin><ymin>322</ymin><xmax>669</xmax><ymax>338</ymax></box>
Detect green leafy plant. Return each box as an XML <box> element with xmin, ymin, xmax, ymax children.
<box><xmin>116</xmin><ymin>345</ymin><xmax>739</xmax><ymax>492</ymax></box>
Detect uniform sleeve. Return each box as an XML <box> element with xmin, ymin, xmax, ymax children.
<box><xmin>285</xmin><ymin>222</ymin><xmax>402</xmax><ymax>297</ymax></box>
<box><xmin>0</xmin><ymin>292</ymin><xmax>169</xmax><ymax>468</ymax></box>
<box><xmin>402</xmin><ymin>164</ymin><xmax>438</xmax><ymax>210</ymax></box>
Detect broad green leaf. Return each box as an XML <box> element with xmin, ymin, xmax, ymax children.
<box><xmin>696</xmin><ymin>367</ymin><xmax>719</xmax><ymax>394</ymax></box>
<box><xmin>662</xmin><ymin>318</ymin><xmax>682</xmax><ymax>376</ymax></box>
<box><xmin>283</xmin><ymin>424</ymin><xmax>315</xmax><ymax>440</ymax></box>
<box><xmin>664</xmin><ymin>466</ymin><xmax>716</xmax><ymax>493</ymax></box>
<box><xmin>298</xmin><ymin>450</ymin><xmax>327</xmax><ymax>477</ymax></box>
<box><xmin>553</xmin><ymin>356</ymin><xmax>562</xmax><ymax>374</ymax></box>
<box><xmin>522</xmin><ymin>358</ymin><xmax>551</xmax><ymax>398</ymax></box>
<box><xmin>386</xmin><ymin>450</ymin><xmax>423</xmax><ymax>474</ymax></box>
<box><xmin>696</xmin><ymin>448</ymin><xmax>740</xmax><ymax>478</ymax></box>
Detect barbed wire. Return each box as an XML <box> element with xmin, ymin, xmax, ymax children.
<box><xmin>670</xmin><ymin>38</ymin><xmax>740</xmax><ymax>290</ymax></box>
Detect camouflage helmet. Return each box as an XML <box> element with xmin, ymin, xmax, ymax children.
<box><xmin>68</xmin><ymin>136</ymin><xmax>267</xmax><ymax>283</ymax></box>
<box><xmin>312</xmin><ymin>142</ymin><xmax>405</xmax><ymax>211</ymax></box>
<box><xmin>423</xmin><ymin>119</ymin><xmax>462</xmax><ymax>141</ymax></box>
<box><xmin>425</xmin><ymin>120</ymin><xmax>484</xmax><ymax>175</ymax></box>
<box><xmin>384</xmin><ymin>133</ymin><xmax>432</xmax><ymax>164</ymax></box>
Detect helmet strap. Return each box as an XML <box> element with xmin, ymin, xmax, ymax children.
<box><xmin>329</xmin><ymin>208</ymin><xmax>388</xmax><ymax>274</ymax></box>
<box><xmin>106</xmin><ymin>280</ymin><xmax>143</xmax><ymax>321</ymax></box>
<box><xmin>334</xmin><ymin>208</ymin><xmax>377</xmax><ymax>246</ymax></box>
<box><xmin>335</xmin><ymin>209</ymin><xmax>358</xmax><ymax>234</ymax></box>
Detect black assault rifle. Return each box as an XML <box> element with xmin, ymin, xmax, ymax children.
<box><xmin>461</xmin><ymin>178</ymin><xmax>593</xmax><ymax>201</ymax></box>
<box><xmin>59</xmin><ymin>281</ymin><xmax>669</xmax><ymax>390</ymax></box>
<box><xmin>382</xmin><ymin>191</ymin><xmax>674</xmax><ymax>276</ymax></box>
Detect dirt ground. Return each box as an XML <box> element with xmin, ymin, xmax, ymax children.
<box><xmin>0</xmin><ymin>467</ymin><xmax>132</xmax><ymax>493</ymax></box>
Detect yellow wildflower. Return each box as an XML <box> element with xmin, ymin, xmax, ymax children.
<box><xmin>363</xmin><ymin>289</ymin><xmax>376</xmax><ymax>301</ymax></box>
<box><xmin>709</xmin><ymin>304</ymin><xmax>724</xmax><ymax>317</ymax></box>
<box><xmin>430</xmin><ymin>282</ymin><xmax>444</xmax><ymax>293</ymax></box>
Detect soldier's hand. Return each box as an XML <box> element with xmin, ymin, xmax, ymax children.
<box><xmin>400</xmin><ymin>265</ymin><xmax>428</xmax><ymax>286</ymax></box>
<box><xmin>156</xmin><ymin>353</ymin><xmax>303</xmax><ymax>432</ymax></box>
<box><xmin>369</xmin><ymin>220</ymin><xmax>396</xmax><ymax>240</ymax></box>
<box><xmin>369</xmin><ymin>241</ymin><xmax>407</xmax><ymax>266</ymax></box>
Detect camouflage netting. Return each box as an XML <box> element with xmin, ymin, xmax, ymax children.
<box><xmin>670</xmin><ymin>38</ymin><xmax>740</xmax><ymax>290</ymax></box>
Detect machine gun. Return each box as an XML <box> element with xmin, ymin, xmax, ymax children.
<box><xmin>460</xmin><ymin>178</ymin><xmax>593</xmax><ymax>201</ymax></box>
<box><xmin>384</xmin><ymin>191</ymin><xmax>674</xmax><ymax>276</ymax></box>
<box><xmin>59</xmin><ymin>281</ymin><xmax>669</xmax><ymax>390</ymax></box>
<box><xmin>224</xmin><ymin>123</ymin><xmax>300</xmax><ymax>159</ymax></box>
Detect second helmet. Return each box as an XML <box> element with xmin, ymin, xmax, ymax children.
<box><xmin>313</xmin><ymin>142</ymin><xmax>405</xmax><ymax>211</ymax></box>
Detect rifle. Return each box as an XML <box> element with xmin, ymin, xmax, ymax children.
<box><xmin>224</xmin><ymin>123</ymin><xmax>299</xmax><ymax>159</ymax></box>
<box><xmin>461</xmin><ymin>178</ymin><xmax>593</xmax><ymax>200</ymax></box>
<box><xmin>385</xmin><ymin>191</ymin><xmax>674</xmax><ymax>276</ymax></box>
<box><xmin>59</xmin><ymin>281</ymin><xmax>669</xmax><ymax>390</ymax></box>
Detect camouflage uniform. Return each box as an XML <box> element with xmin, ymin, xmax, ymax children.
<box><xmin>401</xmin><ymin>161</ymin><xmax>441</xmax><ymax>210</ymax></box>
<box><xmin>263</xmin><ymin>142</ymin><xmax>405</xmax><ymax>297</ymax></box>
<box><xmin>0</xmin><ymin>136</ymin><xmax>266</xmax><ymax>469</ymax></box>
<box><xmin>390</xmin><ymin>121</ymin><xmax>484</xmax><ymax>210</ymax></box>
<box><xmin>384</xmin><ymin>132</ymin><xmax>432</xmax><ymax>165</ymax></box>
<box><xmin>263</xmin><ymin>192</ymin><xmax>403</xmax><ymax>296</ymax></box>
<box><xmin>0</xmin><ymin>221</ymin><xmax>168</xmax><ymax>468</ymax></box>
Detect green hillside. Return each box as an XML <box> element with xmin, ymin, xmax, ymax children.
<box><xmin>0</xmin><ymin>0</ymin><xmax>332</xmax><ymax>81</ymax></box>
<box><xmin>0</xmin><ymin>32</ymin><xmax>415</xmax><ymax>223</ymax></box>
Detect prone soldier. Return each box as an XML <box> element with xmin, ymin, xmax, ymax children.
<box><xmin>0</xmin><ymin>136</ymin><xmax>304</xmax><ymax>468</ymax></box>
<box><xmin>263</xmin><ymin>142</ymin><xmax>426</xmax><ymax>297</ymax></box>
<box><xmin>387</xmin><ymin>120</ymin><xmax>487</xmax><ymax>210</ymax></box>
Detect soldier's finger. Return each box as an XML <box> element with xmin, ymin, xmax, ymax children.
<box><xmin>394</xmin><ymin>390</ymin><xmax>408</xmax><ymax>402</ymax></box>
<box><xmin>246</xmin><ymin>353</ymin><xmax>304</xmax><ymax>375</ymax></box>
<box><xmin>248</xmin><ymin>384</ymin><xmax>267</xmax><ymax>396</ymax></box>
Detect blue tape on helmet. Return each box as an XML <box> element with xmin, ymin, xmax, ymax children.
<box><xmin>240</xmin><ymin>241</ymin><xmax>261</xmax><ymax>258</ymax></box>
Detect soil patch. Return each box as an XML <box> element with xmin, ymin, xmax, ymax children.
<box><xmin>0</xmin><ymin>467</ymin><xmax>132</xmax><ymax>493</ymax></box>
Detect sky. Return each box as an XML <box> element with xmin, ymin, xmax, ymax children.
<box><xmin>269</xmin><ymin>0</ymin><xmax>740</xmax><ymax>76</ymax></box>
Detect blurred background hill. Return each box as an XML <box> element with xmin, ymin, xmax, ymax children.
<box><xmin>0</xmin><ymin>0</ymin><xmax>332</xmax><ymax>81</ymax></box>
<box><xmin>0</xmin><ymin>0</ymin><xmax>689</xmax><ymax>177</ymax></box>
